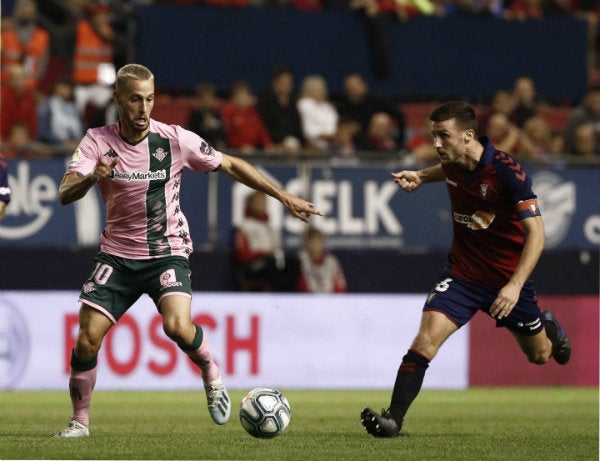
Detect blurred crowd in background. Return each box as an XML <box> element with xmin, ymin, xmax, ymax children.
<box><xmin>1</xmin><ymin>0</ymin><xmax>600</xmax><ymax>164</ymax></box>
<box><xmin>1</xmin><ymin>0</ymin><xmax>598</xmax><ymax>294</ymax></box>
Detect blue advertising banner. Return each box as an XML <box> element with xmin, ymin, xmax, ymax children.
<box><xmin>1</xmin><ymin>159</ymin><xmax>598</xmax><ymax>251</ymax></box>
<box><xmin>527</xmin><ymin>165</ymin><xmax>600</xmax><ymax>249</ymax></box>
<box><xmin>212</xmin><ymin>163</ymin><xmax>600</xmax><ymax>251</ymax></box>
<box><xmin>0</xmin><ymin>159</ymin><xmax>93</xmax><ymax>245</ymax></box>
<box><xmin>0</xmin><ymin>159</ymin><xmax>211</xmax><ymax>248</ymax></box>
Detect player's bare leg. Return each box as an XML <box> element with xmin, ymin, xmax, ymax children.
<box><xmin>362</xmin><ymin>311</ymin><xmax>458</xmax><ymax>437</ymax></box>
<box><xmin>408</xmin><ymin>310</ymin><xmax>459</xmax><ymax>359</ymax></box>
<box><xmin>160</xmin><ymin>296</ymin><xmax>231</xmax><ymax>424</ymax></box>
<box><xmin>55</xmin><ymin>304</ymin><xmax>112</xmax><ymax>437</ymax></box>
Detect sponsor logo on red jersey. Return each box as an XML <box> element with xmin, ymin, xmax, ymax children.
<box><xmin>453</xmin><ymin>211</ymin><xmax>496</xmax><ymax>230</ymax></box>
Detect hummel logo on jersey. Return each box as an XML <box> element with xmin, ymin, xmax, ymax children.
<box><xmin>104</xmin><ymin>148</ymin><xmax>118</xmax><ymax>158</ymax></box>
<box><xmin>495</xmin><ymin>152</ymin><xmax>526</xmax><ymax>181</ymax></box>
<box><xmin>446</xmin><ymin>178</ymin><xmax>458</xmax><ymax>187</ymax></box>
<box><xmin>152</xmin><ymin>147</ymin><xmax>169</xmax><ymax>162</ymax></box>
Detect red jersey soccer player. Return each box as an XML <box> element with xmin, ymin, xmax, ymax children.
<box><xmin>362</xmin><ymin>101</ymin><xmax>571</xmax><ymax>438</ymax></box>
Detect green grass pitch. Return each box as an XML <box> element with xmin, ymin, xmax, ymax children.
<box><xmin>0</xmin><ymin>388</ymin><xmax>597</xmax><ymax>460</ymax></box>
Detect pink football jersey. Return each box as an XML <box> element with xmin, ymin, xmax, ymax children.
<box><xmin>66</xmin><ymin>119</ymin><xmax>223</xmax><ymax>259</ymax></box>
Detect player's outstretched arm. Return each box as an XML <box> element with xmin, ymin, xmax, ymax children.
<box><xmin>391</xmin><ymin>164</ymin><xmax>444</xmax><ymax>192</ymax></box>
<box><xmin>59</xmin><ymin>157</ymin><xmax>119</xmax><ymax>205</ymax></box>
<box><xmin>219</xmin><ymin>153</ymin><xmax>323</xmax><ymax>223</ymax></box>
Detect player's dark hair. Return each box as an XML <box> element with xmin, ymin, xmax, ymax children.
<box><xmin>429</xmin><ymin>101</ymin><xmax>478</xmax><ymax>132</ymax></box>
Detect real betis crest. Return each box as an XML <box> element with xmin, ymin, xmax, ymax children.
<box><xmin>152</xmin><ymin>147</ymin><xmax>169</xmax><ymax>162</ymax></box>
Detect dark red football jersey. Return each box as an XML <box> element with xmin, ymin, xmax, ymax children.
<box><xmin>442</xmin><ymin>136</ymin><xmax>541</xmax><ymax>288</ymax></box>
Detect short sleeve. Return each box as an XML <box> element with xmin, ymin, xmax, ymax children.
<box><xmin>494</xmin><ymin>152</ymin><xmax>537</xmax><ymax>205</ymax></box>
<box><xmin>177</xmin><ymin>126</ymin><xmax>223</xmax><ymax>172</ymax></box>
<box><xmin>66</xmin><ymin>130</ymin><xmax>101</xmax><ymax>176</ymax></box>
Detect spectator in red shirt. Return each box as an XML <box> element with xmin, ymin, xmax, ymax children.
<box><xmin>404</xmin><ymin>118</ymin><xmax>437</xmax><ymax>166</ymax></box>
<box><xmin>1</xmin><ymin>63</ymin><xmax>38</xmax><ymax>141</ymax></box>
<box><xmin>297</xmin><ymin>227</ymin><xmax>347</xmax><ymax>293</ymax></box>
<box><xmin>2</xmin><ymin>122</ymin><xmax>51</xmax><ymax>159</ymax></box>
<box><xmin>486</xmin><ymin>112</ymin><xmax>520</xmax><ymax>154</ymax></box>
<box><xmin>220</xmin><ymin>81</ymin><xmax>274</xmax><ymax>153</ymax></box>
<box><xmin>233</xmin><ymin>191</ymin><xmax>282</xmax><ymax>291</ymax></box>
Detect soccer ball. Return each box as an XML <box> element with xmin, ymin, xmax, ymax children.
<box><xmin>239</xmin><ymin>387</ymin><xmax>291</xmax><ymax>438</ymax></box>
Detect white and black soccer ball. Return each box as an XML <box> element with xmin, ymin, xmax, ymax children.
<box><xmin>239</xmin><ymin>387</ymin><xmax>291</xmax><ymax>438</ymax></box>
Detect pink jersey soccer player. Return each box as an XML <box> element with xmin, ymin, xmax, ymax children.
<box><xmin>362</xmin><ymin>101</ymin><xmax>571</xmax><ymax>438</ymax></box>
<box><xmin>54</xmin><ymin>64</ymin><xmax>322</xmax><ymax>438</ymax></box>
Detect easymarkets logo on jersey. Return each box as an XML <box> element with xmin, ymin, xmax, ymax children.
<box><xmin>111</xmin><ymin>169</ymin><xmax>167</xmax><ymax>181</ymax></box>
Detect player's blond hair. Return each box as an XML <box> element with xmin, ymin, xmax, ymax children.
<box><xmin>115</xmin><ymin>64</ymin><xmax>154</xmax><ymax>92</ymax></box>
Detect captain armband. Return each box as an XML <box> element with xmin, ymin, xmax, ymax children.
<box><xmin>516</xmin><ymin>198</ymin><xmax>541</xmax><ymax>219</ymax></box>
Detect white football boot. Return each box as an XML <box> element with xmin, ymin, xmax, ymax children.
<box><xmin>54</xmin><ymin>420</ymin><xmax>89</xmax><ymax>438</ymax></box>
<box><xmin>205</xmin><ymin>377</ymin><xmax>231</xmax><ymax>425</ymax></box>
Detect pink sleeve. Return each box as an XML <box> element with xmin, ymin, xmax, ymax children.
<box><xmin>66</xmin><ymin>130</ymin><xmax>101</xmax><ymax>176</ymax></box>
<box><xmin>178</xmin><ymin>126</ymin><xmax>223</xmax><ymax>172</ymax></box>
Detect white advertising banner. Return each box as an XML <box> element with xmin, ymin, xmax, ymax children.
<box><xmin>0</xmin><ymin>291</ymin><xmax>468</xmax><ymax>391</ymax></box>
